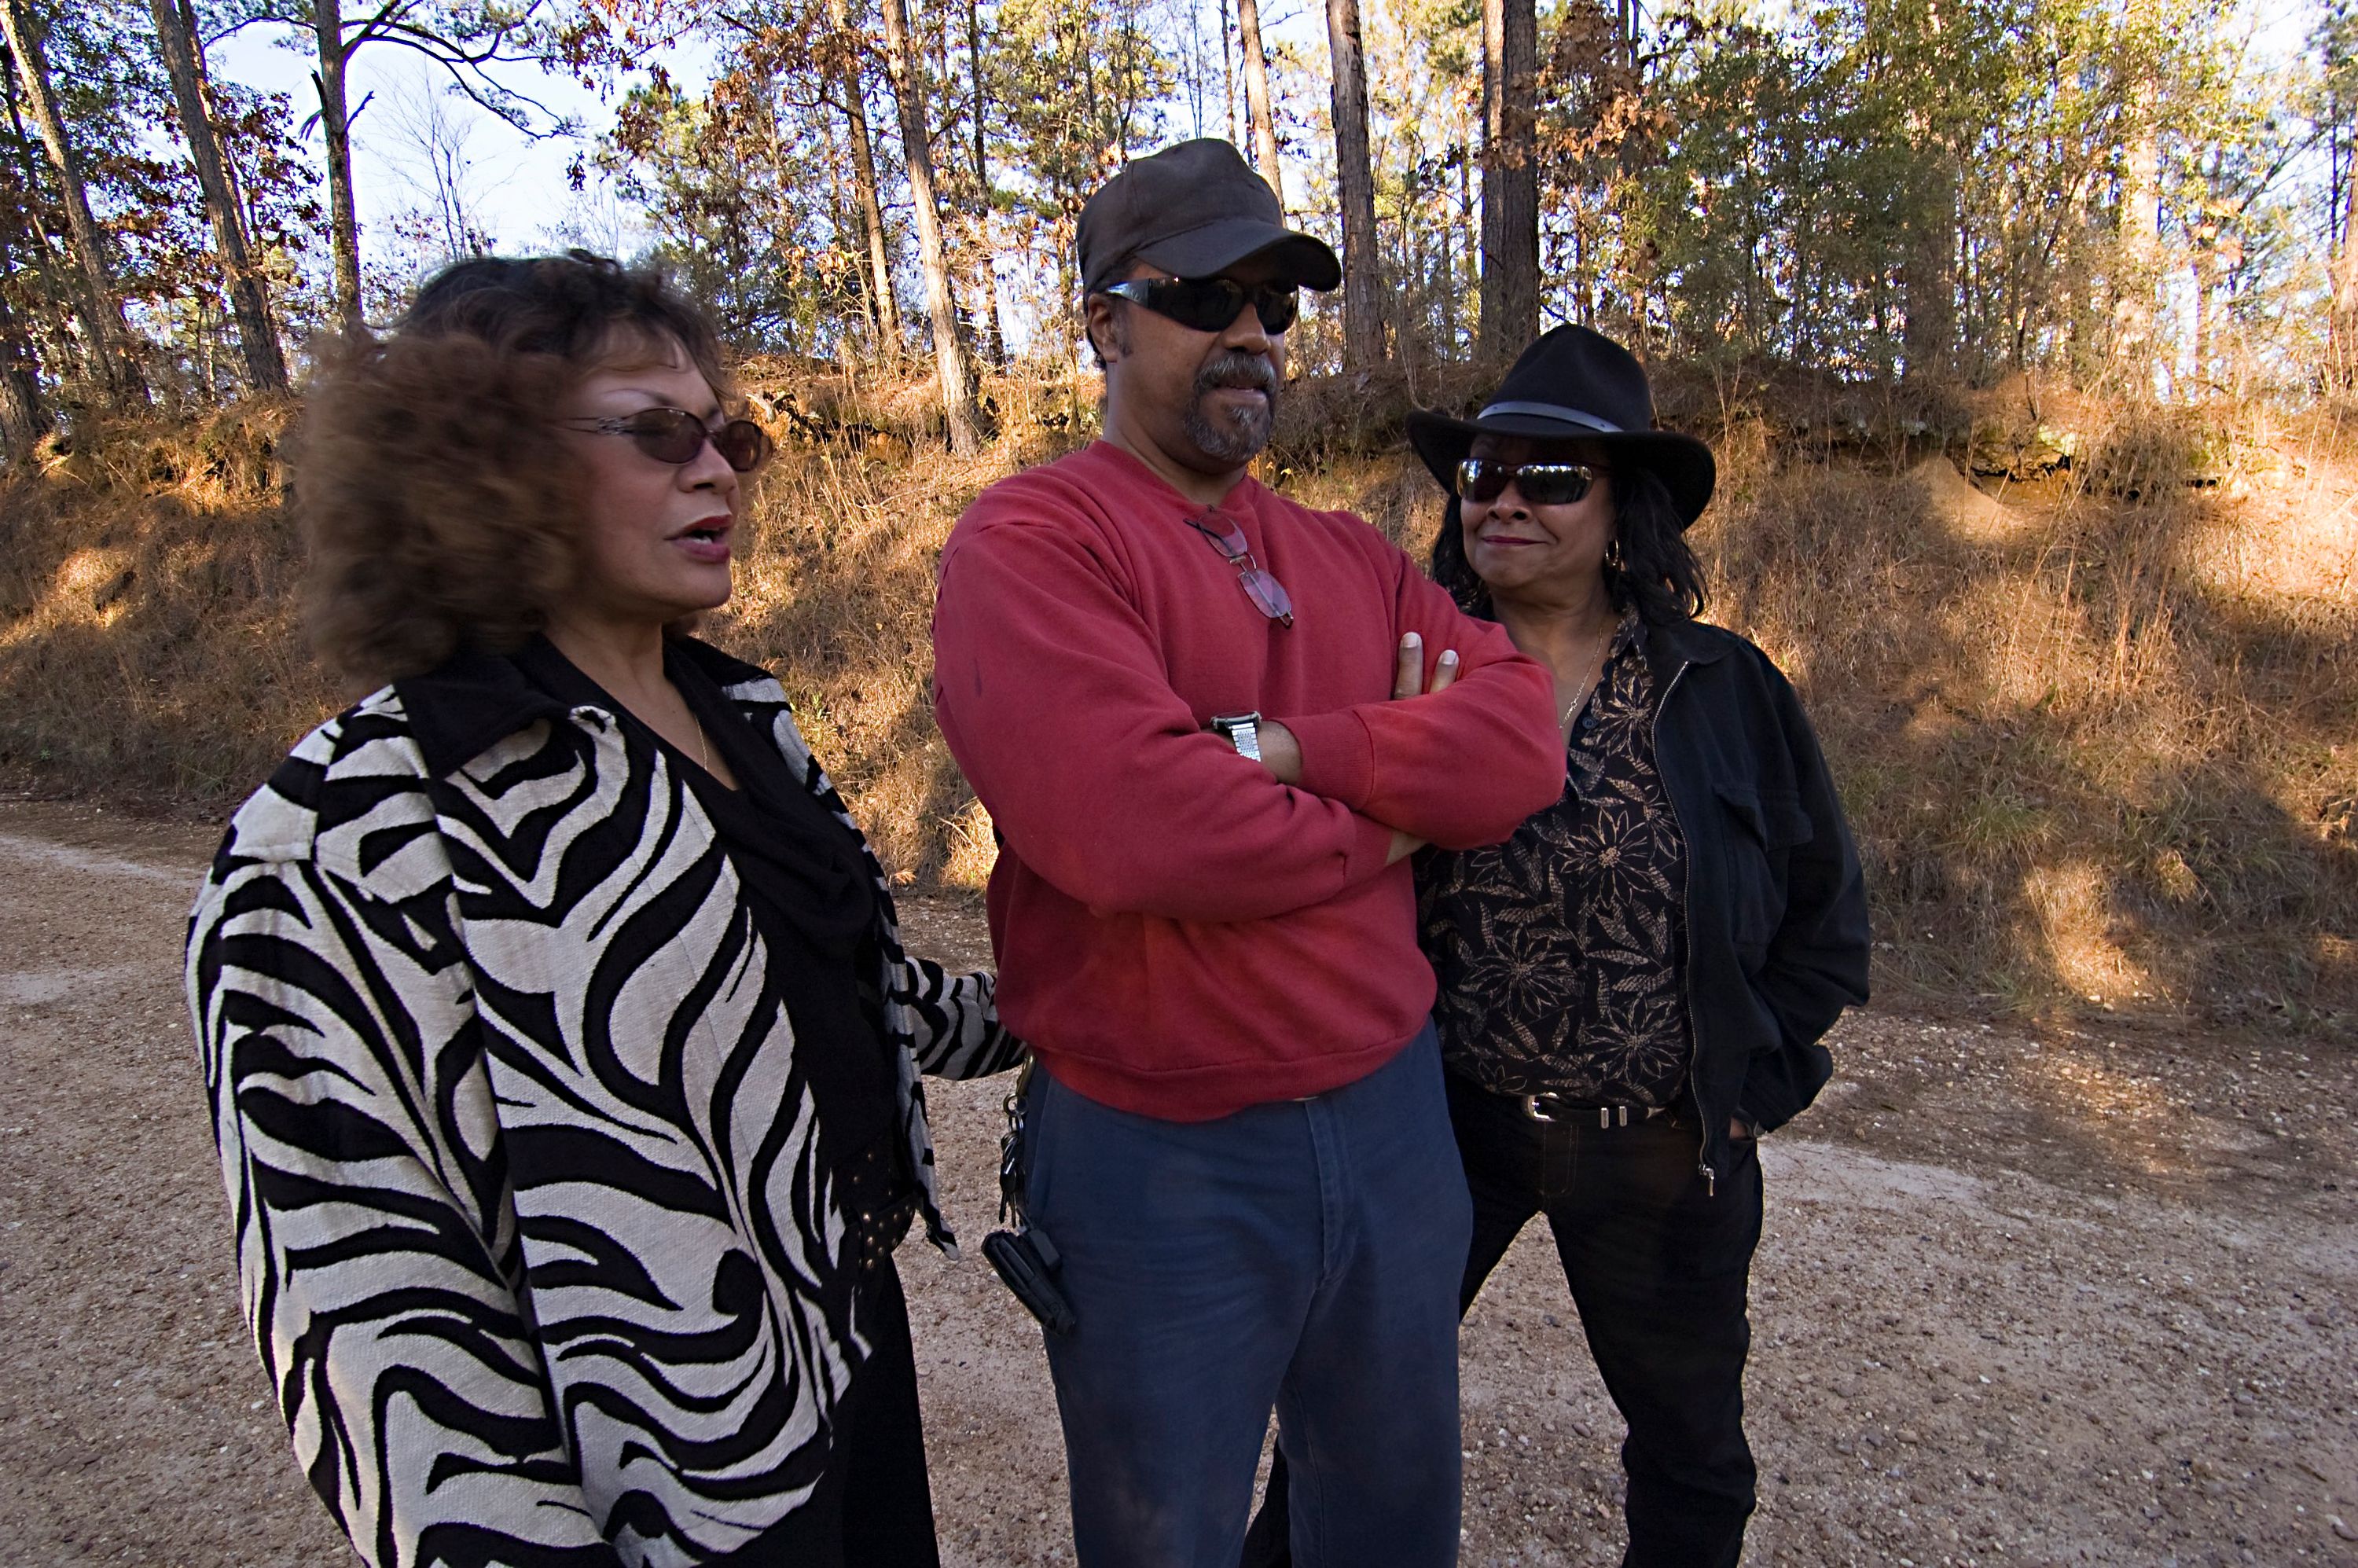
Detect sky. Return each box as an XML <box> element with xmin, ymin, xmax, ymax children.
<box><xmin>206</xmin><ymin>24</ymin><xmax>677</xmax><ymax>274</ymax></box>
<box><xmin>200</xmin><ymin>0</ymin><xmax>1334</xmax><ymax>286</ymax></box>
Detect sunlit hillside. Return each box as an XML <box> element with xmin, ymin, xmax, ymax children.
<box><xmin>1</xmin><ymin>366</ymin><xmax>2351</xmax><ymax>1033</ymax></box>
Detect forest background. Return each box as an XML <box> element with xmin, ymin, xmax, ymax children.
<box><xmin>0</xmin><ymin>0</ymin><xmax>2352</xmax><ymax>1033</ymax></box>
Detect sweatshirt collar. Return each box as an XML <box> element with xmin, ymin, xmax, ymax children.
<box><xmin>1086</xmin><ymin>439</ymin><xmax>1263</xmax><ymax>520</ymax></box>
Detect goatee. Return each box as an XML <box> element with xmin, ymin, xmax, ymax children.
<box><xmin>1185</xmin><ymin>350</ymin><xmax>1279</xmax><ymax>465</ymax></box>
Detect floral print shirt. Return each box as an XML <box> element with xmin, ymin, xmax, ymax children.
<box><xmin>1416</xmin><ymin>612</ymin><xmax>1692</xmax><ymax>1105</ymax></box>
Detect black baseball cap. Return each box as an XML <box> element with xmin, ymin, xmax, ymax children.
<box><xmin>1077</xmin><ymin>139</ymin><xmax>1342</xmax><ymax>295</ymax></box>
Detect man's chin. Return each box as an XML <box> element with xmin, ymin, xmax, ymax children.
<box><xmin>1185</xmin><ymin>404</ymin><xmax>1274</xmax><ymax>467</ymax></box>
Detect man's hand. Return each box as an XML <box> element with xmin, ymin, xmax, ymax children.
<box><xmin>1392</xmin><ymin>632</ymin><xmax>1460</xmax><ymax>700</ymax></box>
<box><xmin>1222</xmin><ymin>633</ymin><xmax>1459</xmax><ymax>811</ymax></box>
<box><xmin>1730</xmin><ymin>1116</ymin><xmax>1756</xmax><ymax>1141</ymax></box>
<box><xmin>1366</xmin><ymin>633</ymin><xmax>1458</xmax><ymax>861</ymax></box>
<box><xmin>1247</xmin><ymin>636</ymin><xmax>1455</xmax><ymax>787</ymax></box>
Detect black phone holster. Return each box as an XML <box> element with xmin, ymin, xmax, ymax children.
<box><xmin>984</xmin><ymin>1061</ymin><xmax>1078</xmax><ymax>1336</ymax></box>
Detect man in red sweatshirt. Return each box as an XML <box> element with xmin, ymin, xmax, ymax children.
<box><xmin>931</xmin><ymin>138</ymin><xmax>1563</xmax><ymax>1568</ymax></box>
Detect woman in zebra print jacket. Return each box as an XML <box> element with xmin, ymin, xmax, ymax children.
<box><xmin>185</xmin><ymin>253</ymin><xmax>1023</xmax><ymax>1568</ymax></box>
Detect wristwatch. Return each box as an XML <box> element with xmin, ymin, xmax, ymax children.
<box><xmin>1209</xmin><ymin>711</ymin><xmax>1264</xmax><ymax>763</ymax></box>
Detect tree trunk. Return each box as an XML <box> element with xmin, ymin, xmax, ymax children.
<box><xmin>2188</xmin><ymin>255</ymin><xmax>2209</xmax><ymax>391</ymax></box>
<box><xmin>968</xmin><ymin>252</ymin><xmax>1005</xmax><ymax>366</ymax></box>
<box><xmin>1236</xmin><ymin>0</ymin><xmax>1283</xmax><ymax>208</ymax></box>
<box><xmin>963</xmin><ymin>0</ymin><xmax>1004</xmax><ymax>366</ymax></box>
<box><xmin>0</xmin><ymin>222</ymin><xmax>46</xmax><ymax>457</ymax></box>
<box><xmin>1477</xmin><ymin>0</ymin><xmax>1537</xmax><ymax>359</ymax></box>
<box><xmin>1324</xmin><ymin>0</ymin><xmax>1383</xmax><ymax>369</ymax></box>
<box><xmin>151</xmin><ymin>0</ymin><xmax>287</xmax><ymax>392</ymax></box>
<box><xmin>817</xmin><ymin>101</ymin><xmax>871</xmax><ymax>343</ymax></box>
<box><xmin>310</xmin><ymin>0</ymin><xmax>363</xmax><ymax>330</ymax></box>
<box><xmin>2</xmin><ymin>76</ymin><xmax>83</xmax><ymax>376</ymax></box>
<box><xmin>1</xmin><ymin>0</ymin><xmax>147</xmax><ymax>404</ymax></box>
<box><xmin>2115</xmin><ymin>124</ymin><xmax>2160</xmax><ymax>377</ymax></box>
<box><xmin>832</xmin><ymin>0</ymin><xmax>901</xmax><ymax>357</ymax></box>
<box><xmin>2331</xmin><ymin>131</ymin><xmax>2358</xmax><ymax>391</ymax></box>
<box><xmin>2188</xmin><ymin>196</ymin><xmax>2235</xmax><ymax>394</ymax></box>
<box><xmin>0</xmin><ymin>325</ymin><xmax>42</xmax><ymax>457</ymax></box>
<box><xmin>1901</xmin><ymin>152</ymin><xmax>1956</xmax><ymax>379</ymax></box>
<box><xmin>876</xmin><ymin>0</ymin><xmax>982</xmax><ymax>452</ymax></box>
<box><xmin>1220</xmin><ymin>0</ymin><xmax>1237</xmax><ymax>145</ymax></box>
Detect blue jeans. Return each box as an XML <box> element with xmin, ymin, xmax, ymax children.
<box><xmin>1247</xmin><ymin>1074</ymin><xmax>1764</xmax><ymax>1568</ymax></box>
<box><xmin>1023</xmin><ymin>1024</ymin><xmax>1472</xmax><ymax>1568</ymax></box>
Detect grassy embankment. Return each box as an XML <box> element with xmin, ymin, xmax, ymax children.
<box><xmin>1</xmin><ymin>362</ymin><xmax>2351</xmax><ymax>1035</ymax></box>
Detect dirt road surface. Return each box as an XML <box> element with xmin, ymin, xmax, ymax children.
<box><xmin>2</xmin><ymin>797</ymin><xmax>2354</xmax><ymax>1567</ymax></box>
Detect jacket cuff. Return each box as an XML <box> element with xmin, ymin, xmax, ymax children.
<box><xmin>1277</xmin><ymin>709</ymin><xmax>1375</xmax><ymax>812</ymax></box>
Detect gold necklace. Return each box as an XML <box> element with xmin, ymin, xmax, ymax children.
<box><xmin>689</xmin><ymin>714</ymin><xmax>711</xmax><ymax>773</ymax></box>
<box><xmin>1558</xmin><ymin>619</ymin><xmax>1617</xmax><ymax>729</ymax></box>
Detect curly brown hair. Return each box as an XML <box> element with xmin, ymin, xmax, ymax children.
<box><xmin>297</xmin><ymin>252</ymin><xmax>733</xmax><ymax>686</ymax></box>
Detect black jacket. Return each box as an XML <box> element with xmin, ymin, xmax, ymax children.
<box><xmin>1639</xmin><ymin>617</ymin><xmax>1871</xmax><ymax>1189</ymax></box>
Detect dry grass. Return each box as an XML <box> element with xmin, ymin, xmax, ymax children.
<box><xmin>1</xmin><ymin>365</ymin><xmax>2350</xmax><ymax>1034</ymax></box>
<box><xmin>0</xmin><ymin>399</ymin><xmax>336</xmax><ymax>801</ymax></box>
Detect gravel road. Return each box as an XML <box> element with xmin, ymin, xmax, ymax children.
<box><xmin>2</xmin><ymin>798</ymin><xmax>2352</xmax><ymax>1567</ymax></box>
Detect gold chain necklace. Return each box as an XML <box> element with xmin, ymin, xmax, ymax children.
<box><xmin>1558</xmin><ymin>618</ymin><xmax>1618</xmax><ymax>729</ymax></box>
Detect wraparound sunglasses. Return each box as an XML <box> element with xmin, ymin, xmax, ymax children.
<box><xmin>1097</xmin><ymin>277</ymin><xmax>1302</xmax><ymax>335</ymax></box>
<box><xmin>560</xmin><ymin>406</ymin><xmax>774</xmax><ymax>472</ymax></box>
<box><xmin>1455</xmin><ymin>457</ymin><xmax>1603</xmax><ymax>506</ymax></box>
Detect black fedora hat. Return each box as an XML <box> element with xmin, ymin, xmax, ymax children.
<box><xmin>1405</xmin><ymin>325</ymin><xmax>1715</xmax><ymax>527</ymax></box>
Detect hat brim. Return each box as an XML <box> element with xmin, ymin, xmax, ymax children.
<box><xmin>1405</xmin><ymin>407</ymin><xmax>1717</xmax><ymax>528</ymax></box>
<box><xmin>1127</xmin><ymin>218</ymin><xmax>1342</xmax><ymax>292</ymax></box>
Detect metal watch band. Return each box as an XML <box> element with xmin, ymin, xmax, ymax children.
<box><xmin>1210</xmin><ymin>711</ymin><xmax>1264</xmax><ymax>763</ymax></box>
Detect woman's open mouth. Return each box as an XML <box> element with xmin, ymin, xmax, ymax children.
<box><xmin>672</xmin><ymin>520</ymin><xmax>733</xmax><ymax>563</ymax></box>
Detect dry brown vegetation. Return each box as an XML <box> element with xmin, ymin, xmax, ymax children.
<box><xmin>1</xmin><ymin>365</ymin><xmax>2351</xmax><ymax>1034</ymax></box>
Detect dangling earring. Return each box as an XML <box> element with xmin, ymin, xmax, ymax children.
<box><xmin>1604</xmin><ymin>536</ymin><xmax>1625</xmax><ymax>575</ymax></box>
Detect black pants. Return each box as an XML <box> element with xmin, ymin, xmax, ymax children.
<box><xmin>1244</xmin><ymin>1073</ymin><xmax>1764</xmax><ymax>1568</ymax></box>
<box><xmin>728</xmin><ymin>1256</ymin><xmax>940</xmax><ymax>1567</ymax></box>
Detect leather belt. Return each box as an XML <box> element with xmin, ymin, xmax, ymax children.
<box><xmin>1519</xmin><ymin>1095</ymin><xmax>1666</xmax><ymax>1128</ymax></box>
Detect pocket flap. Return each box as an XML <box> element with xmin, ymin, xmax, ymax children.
<box><xmin>1715</xmin><ymin>784</ymin><xmax>1813</xmax><ymax>849</ymax></box>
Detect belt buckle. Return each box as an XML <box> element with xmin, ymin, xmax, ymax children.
<box><xmin>1522</xmin><ymin>1095</ymin><xmax>1647</xmax><ymax>1128</ymax></box>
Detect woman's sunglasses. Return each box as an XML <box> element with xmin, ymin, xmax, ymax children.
<box><xmin>1097</xmin><ymin>277</ymin><xmax>1301</xmax><ymax>335</ymax></box>
<box><xmin>1455</xmin><ymin>457</ymin><xmax>1602</xmax><ymax>507</ymax></box>
<box><xmin>562</xmin><ymin>407</ymin><xmax>773</xmax><ymax>472</ymax></box>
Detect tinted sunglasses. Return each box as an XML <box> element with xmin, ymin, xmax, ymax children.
<box><xmin>1098</xmin><ymin>277</ymin><xmax>1301</xmax><ymax>335</ymax></box>
<box><xmin>1187</xmin><ymin>513</ymin><xmax>1294</xmax><ymax>626</ymax></box>
<box><xmin>1455</xmin><ymin>457</ymin><xmax>1602</xmax><ymax>507</ymax></box>
<box><xmin>563</xmin><ymin>407</ymin><xmax>773</xmax><ymax>472</ymax></box>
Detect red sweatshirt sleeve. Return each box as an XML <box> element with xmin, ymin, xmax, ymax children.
<box><xmin>1275</xmin><ymin>542</ymin><xmax>1563</xmax><ymax>850</ymax></box>
<box><xmin>933</xmin><ymin>519</ymin><xmax>1398</xmax><ymax>923</ymax></box>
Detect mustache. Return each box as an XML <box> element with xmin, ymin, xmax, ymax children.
<box><xmin>1196</xmin><ymin>352</ymin><xmax>1277</xmax><ymax>395</ymax></box>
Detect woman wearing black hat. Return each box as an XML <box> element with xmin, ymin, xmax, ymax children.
<box><xmin>1247</xmin><ymin>325</ymin><xmax>1871</xmax><ymax>1567</ymax></box>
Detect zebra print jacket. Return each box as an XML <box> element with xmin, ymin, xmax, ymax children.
<box><xmin>185</xmin><ymin>637</ymin><xmax>1024</xmax><ymax>1568</ymax></box>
